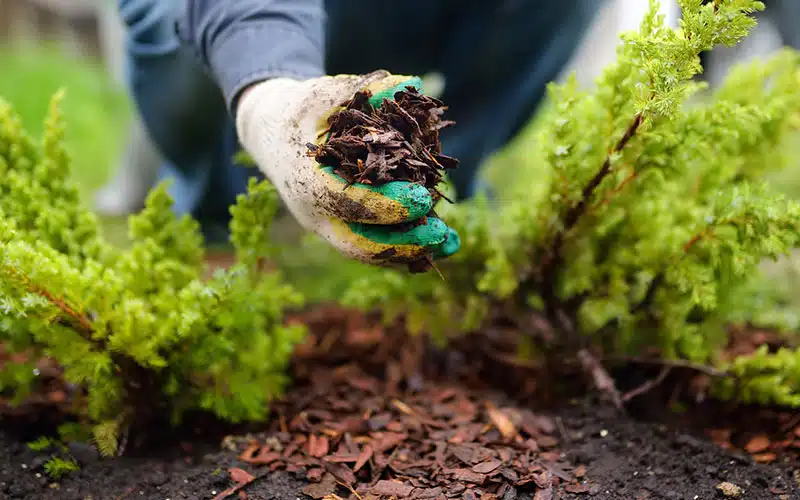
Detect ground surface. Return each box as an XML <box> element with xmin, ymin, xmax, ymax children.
<box><xmin>1</xmin><ymin>309</ymin><xmax>799</xmax><ymax>500</ymax></box>
<box><xmin>1</xmin><ymin>400</ymin><xmax>798</xmax><ymax>500</ymax></box>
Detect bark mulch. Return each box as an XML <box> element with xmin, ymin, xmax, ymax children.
<box><xmin>306</xmin><ymin>86</ymin><xmax>459</xmax><ymax>273</ymax></box>
<box><xmin>307</xmin><ymin>86</ymin><xmax>458</xmax><ymax>194</ymax></box>
<box><xmin>0</xmin><ymin>307</ymin><xmax>799</xmax><ymax>499</ymax></box>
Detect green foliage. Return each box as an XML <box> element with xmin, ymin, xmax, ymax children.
<box><xmin>56</xmin><ymin>421</ymin><xmax>93</xmax><ymax>444</ymax></box>
<box><xmin>0</xmin><ymin>92</ymin><xmax>306</xmax><ymax>455</ymax></box>
<box><xmin>343</xmin><ymin>0</ymin><xmax>800</xmax><ymax>406</ymax></box>
<box><xmin>44</xmin><ymin>456</ymin><xmax>80</xmax><ymax>479</ymax></box>
<box><xmin>727</xmin><ymin>256</ymin><xmax>800</xmax><ymax>335</ymax></box>
<box><xmin>233</xmin><ymin>149</ymin><xmax>257</xmax><ymax>168</ymax></box>
<box><xmin>27</xmin><ymin>436</ymin><xmax>56</xmax><ymax>451</ymax></box>
<box><xmin>27</xmin><ymin>436</ymin><xmax>81</xmax><ymax>479</ymax></box>
<box><xmin>713</xmin><ymin>345</ymin><xmax>800</xmax><ymax>406</ymax></box>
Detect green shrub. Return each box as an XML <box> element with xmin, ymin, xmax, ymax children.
<box><xmin>0</xmin><ymin>91</ymin><xmax>306</xmax><ymax>455</ymax></box>
<box><xmin>343</xmin><ymin>0</ymin><xmax>800</xmax><ymax>406</ymax></box>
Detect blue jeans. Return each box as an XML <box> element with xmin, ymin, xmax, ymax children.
<box><xmin>761</xmin><ymin>0</ymin><xmax>800</xmax><ymax>48</ymax></box>
<box><xmin>118</xmin><ymin>0</ymin><xmax>602</xmax><ymax>242</ymax></box>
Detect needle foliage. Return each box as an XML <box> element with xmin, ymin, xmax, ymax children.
<box><xmin>0</xmin><ymin>91</ymin><xmax>305</xmax><ymax>455</ymax></box>
<box><xmin>343</xmin><ymin>0</ymin><xmax>800</xmax><ymax>407</ymax></box>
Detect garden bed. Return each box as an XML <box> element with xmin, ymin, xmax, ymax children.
<box><xmin>1</xmin><ymin>307</ymin><xmax>798</xmax><ymax>500</ymax></box>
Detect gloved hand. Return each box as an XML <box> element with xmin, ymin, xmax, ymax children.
<box><xmin>235</xmin><ymin>70</ymin><xmax>460</xmax><ymax>267</ymax></box>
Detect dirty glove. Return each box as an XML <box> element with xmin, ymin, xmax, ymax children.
<box><xmin>235</xmin><ymin>70</ymin><xmax>460</xmax><ymax>266</ymax></box>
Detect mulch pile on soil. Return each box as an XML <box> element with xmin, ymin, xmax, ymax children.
<box><xmin>215</xmin><ymin>308</ymin><xmax>800</xmax><ymax>500</ymax></box>
<box><xmin>1</xmin><ymin>307</ymin><xmax>800</xmax><ymax>499</ymax></box>
<box><xmin>227</xmin><ymin>313</ymin><xmax>578</xmax><ymax>500</ymax></box>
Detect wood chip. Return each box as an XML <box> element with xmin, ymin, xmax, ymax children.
<box><xmin>472</xmin><ymin>460</ymin><xmax>502</xmax><ymax>474</ymax></box>
<box><xmin>393</xmin><ymin>399</ymin><xmax>415</xmax><ymax>416</ymax></box>
<box><xmin>354</xmin><ymin>444</ymin><xmax>373</xmax><ymax>472</ymax></box>
<box><xmin>243</xmin><ymin>450</ymin><xmax>281</xmax><ymax>465</ymax></box>
<box><xmin>744</xmin><ymin>435</ymin><xmax>770</xmax><ymax>454</ymax></box>
<box><xmin>564</xmin><ymin>483</ymin><xmax>591</xmax><ymax>494</ymax></box>
<box><xmin>309</xmin><ymin>435</ymin><xmax>331</xmax><ymax>458</ymax></box>
<box><xmin>532</xmin><ymin>485</ymin><xmax>553</xmax><ymax>500</ymax></box>
<box><xmin>325</xmin><ymin>462</ymin><xmax>357</xmax><ymax>485</ymax></box>
<box><xmin>486</xmin><ymin>402</ymin><xmax>516</xmax><ymax>440</ymax></box>
<box><xmin>414</xmin><ymin>487</ymin><xmax>443</xmax><ymax>499</ymax></box>
<box><xmin>372</xmin><ymin>479</ymin><xmax>415</xmax><ymax>498</ymax></box>
<box><xmin>752</xmin><ymin>452</ymin><xmax>777</xmax><ymax>464</ymax></box>
<box><xmin>450</xmin><ymin>468</ymin><xmax>486</xmax><ymax>484</ymax></box>
<box><xmin>532</xmin><ymin>470</ymin><xmax>553</xmax><ymax>490</ymax></box>
<box><xmin>537</xmin><ymin>436</ymin><xmax>558</xmax><ymax>449</ymax></box>
<box><xmin>302</xmin><ymin>474</ymin><xmax>339</xmax><ymax>499</ymax></box>
<box><xmin>228</xmin><ymin>467</ymin><xmax>255</xmax><ymax>485</ymax></box>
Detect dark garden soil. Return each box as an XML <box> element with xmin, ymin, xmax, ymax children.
<box><xmin>1</xmin><ymin>307</ymin><xmax>799</xmax><ymax>500</ymax></box>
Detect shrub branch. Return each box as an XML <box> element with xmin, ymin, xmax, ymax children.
<box><xmin>2</xmin><ymin>265</ymin><xmax>95</xmax><ymax>338</ymax></box>
<box><xmin>534</xmin><ymin>111</ymin><xmax>646</xmax><ymax>325</ymax></box>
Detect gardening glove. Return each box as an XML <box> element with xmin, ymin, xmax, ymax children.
<box><xmin>235</xmin><ymin>70</ymin><xmax>461</xmax><ymax>266</ymax></box>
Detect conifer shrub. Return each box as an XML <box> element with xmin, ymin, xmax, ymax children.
<box><xmin>0</xmin><ymin>91</ymin><xmax>306</xmax><ymax>455</ymax></box>
<box><xmin>343</xmin><ymin>0</ymin><xmax>800</xmax><ymax>406</ymax></box>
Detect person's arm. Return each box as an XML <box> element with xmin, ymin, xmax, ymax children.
<box><xmin>178</xmin><ymin>1</ymin><xmax>461</xmax><ymax>266</ymax></box>
<box><xmin>176</xmin><ymin>0</ymin><xmax>326</xmax><ymax>116</ymax></box>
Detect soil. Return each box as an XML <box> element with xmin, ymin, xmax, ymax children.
<box><xmin>1</xmin><ymin>308</ymin><xmax>799</xmax><ymax>500</ymax></box>
<box><xmin>1</xmin><ymin>399</ymin><xmax>797</xmax><ymax>500</ymax></box>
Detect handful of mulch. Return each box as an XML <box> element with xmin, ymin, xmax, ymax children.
<box><xmin>306</xmin><ymin>86</ymin><xmax>459</xmax><ymax>273</ymax></box>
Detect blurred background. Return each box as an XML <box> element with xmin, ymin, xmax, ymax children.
<box><xmin>1</xmin><ymin>0</ymin><xmax>791</xmax><ymax>202</ymax></box>
<box><xmin>0</xmin><ymin>0</ymin><xmax>129</xmax><ymax>203</ymax></box>
<box><xmin>0</xmin><ymin>0</ymin><xmax>798</xmax><ymax>300</ymax></box>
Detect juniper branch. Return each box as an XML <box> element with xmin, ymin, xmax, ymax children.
<box><xmin>531</xmin><ymin>111</ymin><xmax>645</xmax><ymax>322</ymax></box>
<box><xmin>1</xmin><ymin>264</ymin><xmax>95</xmax><ymax>338</ymax></box>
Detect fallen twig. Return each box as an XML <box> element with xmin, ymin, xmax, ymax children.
<box><xmin>622</xmin><ymin>366</ymin><xmax>672</xmax><ymax>403</ymax></box>
<box><xmin>338</xmin><ymin>479</ymin><xmax>364</xmax><ymax>500</ymax></box>
<box><xmin>606</xmin><ymin>355</ymin><xmax>729</xmax><ymax>378</ymax></box>
<box><xmin>577</xmin><ymin>348</ymin><xmax>623</xmax><ymax>409</ymax></box>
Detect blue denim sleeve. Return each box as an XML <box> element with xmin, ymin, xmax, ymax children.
<box><xmin>176</xmin><ymin>0</ymin><xmax>326</xmax><ymax>114</ymax></box>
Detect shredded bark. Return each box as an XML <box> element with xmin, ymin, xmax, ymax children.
<box><xmin>235</xmin><ymin>363</ymin><xmax>568</xmax><ymax>499</ymax></box>
<box><xmin>308</xmin><ymin>86</ymin><xmax>458</xmax><ymax>196</ymax></box>
<box><xmin>225</xmin><ymin>308</ymin><xmax>578</xmax><ymax>499</ymax></box>
<box><xmin>307</xmin><ymin>87</ymin><xmax>459</xmax><ymax>273</ymax></box>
